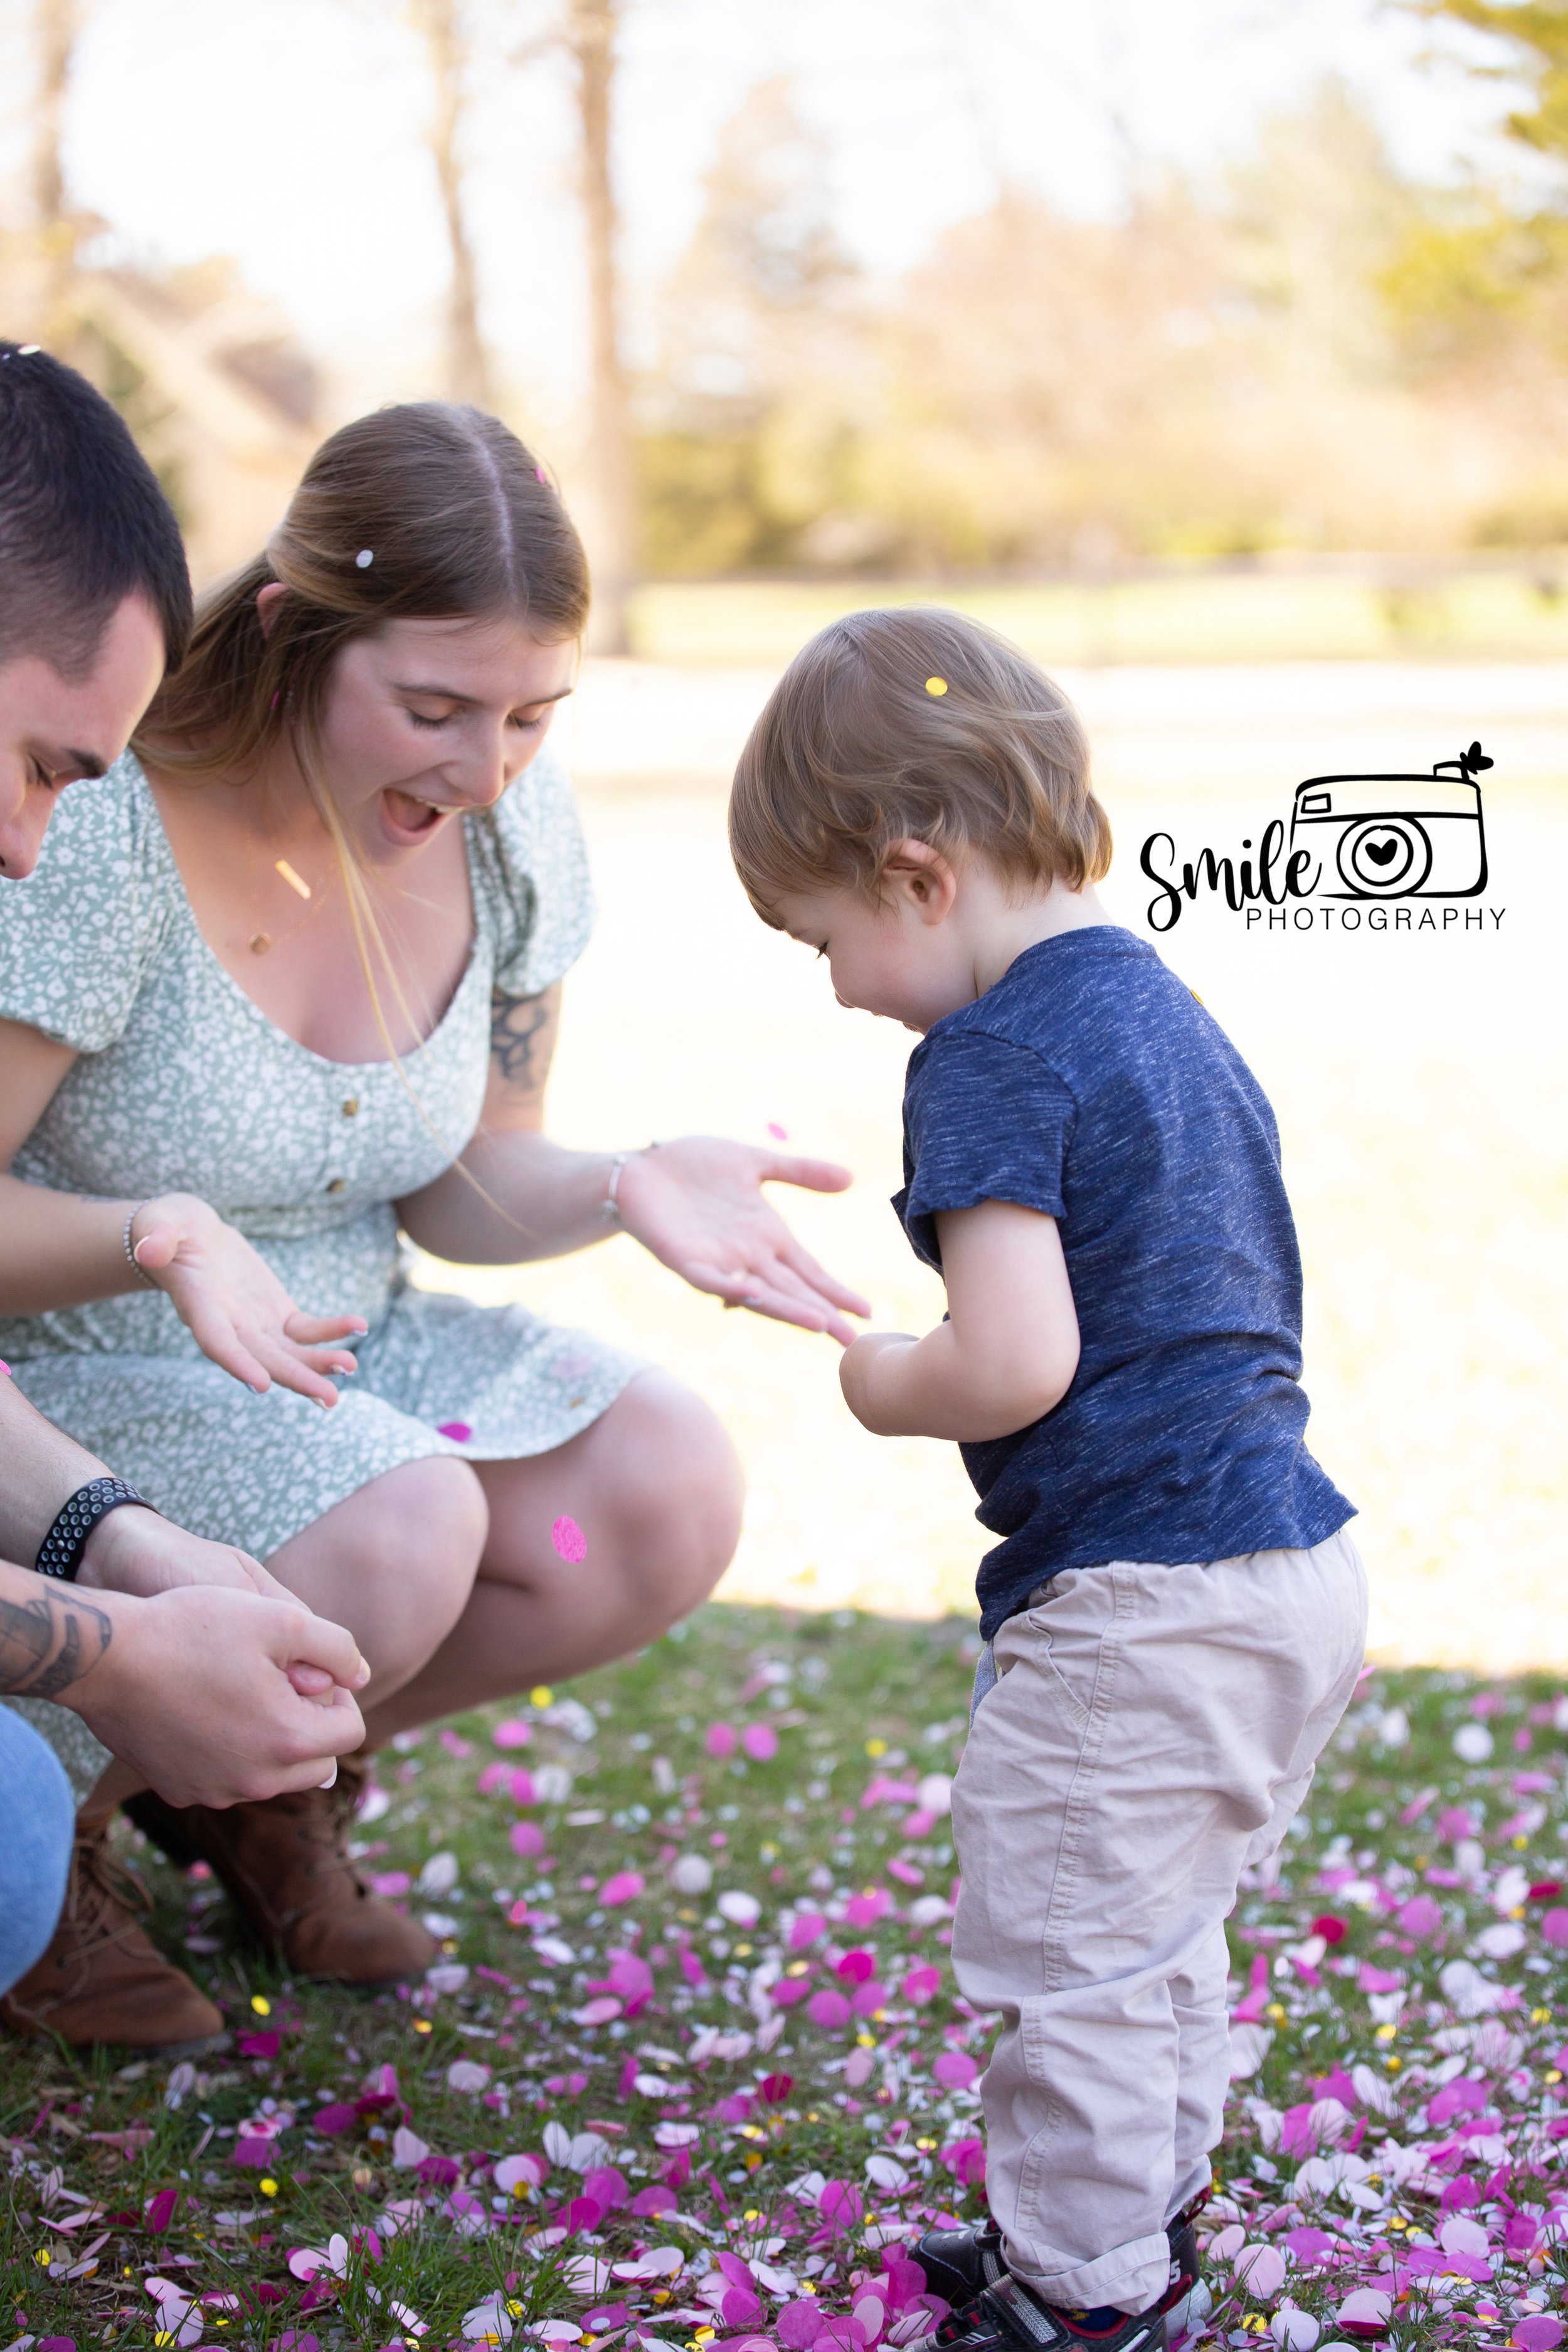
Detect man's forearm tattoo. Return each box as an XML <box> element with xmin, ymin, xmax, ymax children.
<box><xmin>490</xmin><ymin>990</ymin><xmax>554</xmax><ymax>1089</ymax></box>
<box><xmin>0</xmin><ymin>1586</ymin><xmax>112</xmax><ymax>1700</ymax></box>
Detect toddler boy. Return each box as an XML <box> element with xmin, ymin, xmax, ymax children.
<box><xmin>729</xmin><ymin>610</ymin><xmax>1365</xmax><ymax>2352</ymax></box>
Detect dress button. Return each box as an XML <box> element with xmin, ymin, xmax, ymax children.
<box><xmin>342</xmin><ymin>1098</ymin><xmax>359</xmax><ymax>1117</ymax></box>
<box><xmin>326</xmin><ymin>1177</ymin><xmax>346</xmax><ymax>1194</ymax></box>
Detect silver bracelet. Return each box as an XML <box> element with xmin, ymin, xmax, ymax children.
<box><xmin>599</xmin><ymin>1143</ymin><xmax>658</xmax><ymax>1226</ymax></box>
<box><xmin>123</xmin><ymin>1200</ymin><xmax>158</xmax><ymax>1288</ymax></box>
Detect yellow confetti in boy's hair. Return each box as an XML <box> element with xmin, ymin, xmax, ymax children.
<box><xmin>730</xmin><ymin>605</ymin><xmax>1110</xmax><ymax>918</ymax></box>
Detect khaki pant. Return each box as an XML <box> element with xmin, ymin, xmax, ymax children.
<box><xmin>950</xmin><ymin>1527</ymin><xmax>1367</xmax><ymax>2314</ymax></box>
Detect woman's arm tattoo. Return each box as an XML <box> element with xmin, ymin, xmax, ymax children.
<box><xmin>489</xmin><ymin>986</ymin><xmax>559</xmax><ymax>1093</ymax></box>
<box><xmin>0</xmin><ymin>1583</ymin><xmax>112</xmax><ymax>1700</ymax></box>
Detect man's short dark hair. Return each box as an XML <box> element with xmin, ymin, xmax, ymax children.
<box><xmin>0</xmin><ymin>341</ymin><xmax>192</xmax><ymax>678</ymax></box>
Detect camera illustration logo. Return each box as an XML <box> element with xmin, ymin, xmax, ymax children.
<box><xmin>1289</xmin><ymin>739</ymin><xmax>1490</xmax><ymax>900</ymax></box>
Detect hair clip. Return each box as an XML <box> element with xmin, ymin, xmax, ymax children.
<box><xmin>355</xmin><ymin>548</ymin><xmax>374</xmax><ymax>568</ymax></box>
<box><xmin>925</xmin><ymin>675</ymin><xmax>948</xmax><ymax>697</ymax></box>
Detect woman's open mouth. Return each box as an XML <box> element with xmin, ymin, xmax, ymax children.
<box><xmin>381</xmin><ymin>787</ymin><xmax>448</xmax><ymax>840</ymax></box>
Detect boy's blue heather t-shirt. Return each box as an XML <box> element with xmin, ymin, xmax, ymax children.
<box><xmin>894</xmin><ymin>925</ymin><xmax>1353</xmax><ymax>1637</ymax></box>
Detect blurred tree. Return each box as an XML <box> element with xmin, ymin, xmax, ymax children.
<box><xmin>644</xmin><ymin>77</ymin><xmax>866</xmax><ymax>573</ymax></box>
<box><xmin>566</xmin><ymin>0</ymin><xmax>635</xmax><ymax>654</ymax></box>
<box><xmin>1412</xmin><ymin>2</ymin><xmax>1568</xmax><ymax>164</ymax></box>
<box><xmin>409</xmin><ymin>0</ymin><xmax>494</xmax><ymax>407</ymax></box>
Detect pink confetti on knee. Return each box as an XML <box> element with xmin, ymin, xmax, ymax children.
<box><xmin>551</xmin><ymin>1513</ymin><xmax>588</xmax><ymax>1562</ymax></box>
<box><xmin>437</xmin><ymin>1419</ymin><xmax>473</xmax><ymax>1443</ymax></box>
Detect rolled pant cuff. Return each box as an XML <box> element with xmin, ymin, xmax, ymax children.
<box><xmin>1005</xmin><ymin>2229</ymin><xmax>1172</xmax><ymax>2316</ymax></box>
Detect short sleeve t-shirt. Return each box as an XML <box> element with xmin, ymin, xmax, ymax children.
<box><xmin>894</xmin><ymin>926</ymin><xmax>1353</xmax><ymax>1637</ymax></box>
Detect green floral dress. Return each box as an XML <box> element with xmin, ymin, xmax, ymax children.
<box><xmin>0</xmin><ymin>749</ymin><xmax>642</xmax><ymax>1798</ymax></box>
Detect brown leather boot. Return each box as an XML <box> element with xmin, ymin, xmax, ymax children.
<box><xmin>124</xmin><ymin>1752</ymin><xmax>437</xmax><ymax>1988</ymax></box>
<box><xmin>0</xmin><ymin>1820</ymin><xmax>226</xmax><ymax>2055</ymax></box>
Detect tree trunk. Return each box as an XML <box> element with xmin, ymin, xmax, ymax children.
<box><xmin>32</xmin><ymin>0</ymin><xmax>83</xmax><ymax>337</ymax></box>
<box><xmin>411</xmin><ymin>0</ymin><xmax>494</xmax><ymax>408</ymax></box>
<box><xmin>569</xmin><ymin>0</ymin><xmax>635</xmax><ymax>656</ymax></box>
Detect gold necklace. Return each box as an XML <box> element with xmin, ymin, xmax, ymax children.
<box><xmin>244</xmin><ymin>831</ymin><xmax>339</xmax><ymax>955</ymax></box>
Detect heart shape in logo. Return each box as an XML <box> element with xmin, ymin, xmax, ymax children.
<box><xmin>1363</xmin><ymin>833</ymin><xmax>1402</xmax><ymax>867</ymax></box>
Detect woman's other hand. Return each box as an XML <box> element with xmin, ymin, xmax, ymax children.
<box><xmin>129</xmin><ymin>1192</ymin><xmax>366</xmax><ymax>1407</ymax></box>
<box><xmin>614</xmin><ymin>1138</ymin><xmax>871</xmax><ymax>1345</ymax></box>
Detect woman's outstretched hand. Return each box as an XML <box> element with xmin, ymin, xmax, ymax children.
<box><xmin>613</xmin><ymin>1140</ymin><xmax>871</xmax><ymax>1345</ymax></box>
<box><xmin>129</xmin><ymin>1192</ymin><xmax>366</xmax><ymax>1407</ymax></box>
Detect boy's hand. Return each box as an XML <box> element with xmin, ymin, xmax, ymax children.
<box><xmin>839</xmin><ymin>1331</ymin><xmax>921</xmax><ymax>1434</ymax></box>
<box><xmin>837</xmin><ymin>1202</ymin><xmax>1081</xmax><ymax>1441</ymax></box>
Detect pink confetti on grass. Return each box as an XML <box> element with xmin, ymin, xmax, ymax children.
<box><xmin>551</xmin><ymin>1513</ymin><xmax>588</xmax><ymax>1562</ymax></box>
<box><xmin>706</xmin><ymin>1721</ymin><xmax>738</xmax><ymax>1759</ymax></box>
<box><xmin>933</xmin><ymin>2050</ymin><xmax>978</xmax><ymax>2089</ymax></box>
<box><xmin>492</xmin><ymin>1719</ymin><xmax>532</xmax><ymax>1749</ymax></box>
<box><xmin>742</xmin><ymin>1722</ymin><xmax>778</xmax><ymax>1761</ymax></box>
<box><xmin>509</xmin><ymin>1821</ymin><xmax>546</xmax><ymax>1859</ymax></box>
<box><xmin>437</xmin><ymin>1420</ymin><xmax>473</xmax><ymax>1442</ymax></box>
<box><xmin>601</xmin><ymin>1871</ymin><xmax>645</xmax><ymax>1906</ymax></box>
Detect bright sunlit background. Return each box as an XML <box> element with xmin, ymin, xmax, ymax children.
<box><xmin>3</xmin><ymin>0</ymin><xmax>1565</xmax><ymax>1666</ymax></box>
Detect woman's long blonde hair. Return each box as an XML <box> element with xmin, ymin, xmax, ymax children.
<box><xmin>134</xmin><ymin>402</ymin><xmax>591</xmax><ymax>1212</ymax></box>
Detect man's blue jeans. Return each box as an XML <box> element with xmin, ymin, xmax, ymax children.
<box><xmin>0</xmin><ymin>1704</ymin><xmax>73</xmax><ymax>1993</ymax></box>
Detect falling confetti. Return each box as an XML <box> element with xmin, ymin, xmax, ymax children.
<box><xmin>355</xmin><ymin>548</ymin><xmax>374</xmax><ymax>568</ymax></box>
<box><xmin>437</xmin><ymin>1420</ymin><xmax>474</xmax><ymax>1442</ymax></box>
<box><xmin>767</xmin><ymin>1121</ymin><xmax>789</xmax><ymax>1140</ymax></box>
<box><xmin>551</xmin><ymin>1515</ymin><xmax>588</xmax><ymax>1562</ymax></box>
<box><xmin>924</xmin><ymin>674</ymin><xmax>948</xmax><ymax>695</ymax></box>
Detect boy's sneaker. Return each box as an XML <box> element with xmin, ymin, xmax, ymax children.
<box><xmin>911</xmin><ymin>2192</ymin><xmax>1207</xmax><ymax>2331</ymax></box>
<box><xmin>914</xmin><ymin>2273</ymin><xmax>1165</xmax><ymax>2352</ymax></box>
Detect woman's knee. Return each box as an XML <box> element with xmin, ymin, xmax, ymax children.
<box><xmin>273</xmin><ymin>1456</ymin><xmax>487</xmax><ymax>1655</ymax></box>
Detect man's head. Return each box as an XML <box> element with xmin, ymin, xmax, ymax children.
<box><xmin>0</xmin><ymin>342</ymin><xmax>192</xmax><ymax>877</ymax></box>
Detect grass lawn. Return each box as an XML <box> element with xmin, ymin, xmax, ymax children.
<box><xmin>4</xmin><ymin>1606</ymin><xmax>1568</xmax><ymax>2352</ymax></box>
<box><xmin>626</xmin><ymin>572</ymin><xmax>1568</xmax><ymax>669</ymax></box>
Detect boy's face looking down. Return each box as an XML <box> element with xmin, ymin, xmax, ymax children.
<box><xmin>0</xmin><ymin>593</ymin><xmax>166</xmax><ymax>879</ymax></box>
<box><xmin>773</xmin><ymin>838</ymin><xmax>1110</xmax><ymax>1034</ymax></box>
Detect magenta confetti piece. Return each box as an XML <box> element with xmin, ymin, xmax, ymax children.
<box><xmin>706</xmin><ymin>1720</ymin><xmax>738</xmax><ymax>1758</ymax></box>
<box><xmin>437</xmin><ymin>1419</ymin><xmax>473</xmax><ymax>1442</ymax></box>
<box><xmin>509</xmin><ymin>1820</ymin><xmax>546</xmax><ymax>1858</ymax></box>
<box><xmin>742</xmin><ymin>1722</ymin><xmax>778</xmax><ymax>1761</ymax></box>
<box><xmin>601</xmin><ymin>1870</ymin><xmax>645</xmax><ymax>1905</ymax></box>
<box><xmin>818</xmin><ymin>2179</ymin><xmax>864</xmax><ymax>2229</ymax></box>
<box><xmin>551</xmin><ymin>1513</ymin><xmax>588</xmax><ymax>1562</ymax></box>
<box><xmin>768</xmin><ymin>1121</ymin><xmax>788</xmax><ymax>1140</ymax></box>
<box><xmin>933</xmin><ymin>2050</ymin><xmax>978</xmax><ymax>2089</ymax></box>
<box><xmin>492</xmin><ymin>1718</ymin><xmax>532</xmax><ymax>1749</ymax></box>
<box><xmin>942</xmin><ymin>2135</ymin><xmax>986</xmax><ymax>2185</ymax></box>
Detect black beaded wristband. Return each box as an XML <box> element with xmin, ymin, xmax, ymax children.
<box><xmin>34</xmin><ymin>1478</ymin><xmax>159</xmax><ymax>1583</ymax></box>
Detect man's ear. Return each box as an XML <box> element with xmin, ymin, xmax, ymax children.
<box><xmin>882</xmin><ymin>837</ymin><xmax>959</xmax><ymax>926</ymax></box>
<box><xmin>256</xmin><ymin>582</ymin><xmax>287</xmax><ymax>638</ymax></box>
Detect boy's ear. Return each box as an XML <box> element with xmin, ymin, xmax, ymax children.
<box><xmin>884</xmin><ymin>837</ymin><xmax>958</xmax><ymax>926</ymax></box>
